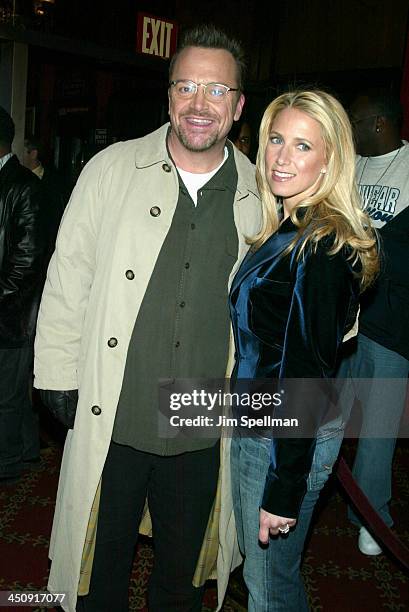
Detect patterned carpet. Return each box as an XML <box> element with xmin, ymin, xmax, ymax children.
<box><xmin>0</xmin><ymin>432</ymin><xmax>408</xmax><ymax>611</ymax></box>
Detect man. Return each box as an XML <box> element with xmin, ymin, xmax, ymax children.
<box><xmin>341</xmin><ymin>89</ymin><xmax>409</xmax><ymax>555</ymax></box>
<box><xmin>23</xmin><ymin>134</ymin><xmax>67</xmax><ymax>253</ymax></box>
<box><xmin>0</xmin><ymin>107</ymin><xmax>45</xmax><ymax>484</ymax></box>
<box><xmin>229</xmin><ymin>117</ymin><xmax>252</xmax><ymax>157</ymax></box>
<box><xmin>34</xmin><ymin>25</ymin><xmax>260</xmax><ymax>612</ymax></box>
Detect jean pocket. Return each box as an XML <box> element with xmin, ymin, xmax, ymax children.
<box><xmin>307</xmin><ymin>433</ymin><xmax>343</xmax><ymax>491</ymax></box>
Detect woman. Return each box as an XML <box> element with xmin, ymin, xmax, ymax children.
<box><xmin>229</xmin><ymin>90</ymin><xmax>379</xmax><ymax>611</ymax></box>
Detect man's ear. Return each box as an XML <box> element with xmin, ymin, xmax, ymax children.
<box><xmin>234</xmin><ymin>93</ymin><xmax>245</xmax><ymax>122</ymax></box>
<box><xmin>376</xmin><ymin>115</ymin><xmax>386</xmax><ymax>133</ymax></box>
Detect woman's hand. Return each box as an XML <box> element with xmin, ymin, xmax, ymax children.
<box><xmin>259</xmin><ymin>508</ymin><xmax>297</xmax><ymax>543</ymax></box>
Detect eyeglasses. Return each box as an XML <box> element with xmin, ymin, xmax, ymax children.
<box><xmin>169</xmin><ymin>80</ymin><xmax>239</xmax><ymax>102</ymax></box>
<box><xmin>350</xmin><ymin>114</ymin><xmax>378</xmax><ymax>125</ymax></box>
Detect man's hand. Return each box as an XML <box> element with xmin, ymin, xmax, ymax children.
<box><xmin>40</xmin><ymin>389</ymin><xmax>78</xmax><ymax>429</ymax></box>
<box><xmin>259</xmin><ymin>508</ymin><xmax>297</xmax><ymax>544</ymax></box>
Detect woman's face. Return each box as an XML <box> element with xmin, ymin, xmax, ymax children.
<box><xmin>265</xmin><ymin>107</ymin><xmax>327</xmax><ymax>215</ymax></box>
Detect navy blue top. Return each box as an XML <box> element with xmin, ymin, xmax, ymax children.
<box><xmin>229</xmin><ymin>216</ymin><xmax>360</xmax><ymax>517</ymax></box>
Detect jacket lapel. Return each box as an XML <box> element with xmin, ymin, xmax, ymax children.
<box><xmin>230</xmin><ymin>223</ymin><xmax>296</xmax><ymax>296</ymax></box>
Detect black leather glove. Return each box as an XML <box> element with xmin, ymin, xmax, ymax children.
<box><xmin>40</xmin><ymin>389</ymin><xmax>78</xmax><ymax>429</ymax></box>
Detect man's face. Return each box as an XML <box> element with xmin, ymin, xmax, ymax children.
<box><xmin>22</xmin><ymin>144</ymin><xmax>38</xmax><ymax>170</ymax></box>
<box><xmin>349</xmin><ymin>96</ymin><xmax>378</xmax><ymax>156</ymax></box>
<box><xmin>168</xmin><ymin>46</ymin><xmax>244</xmax><ymax>153</ymax></box>
<box><xmin>235</xmin><ymin>122</ymin><xmax>251</xmax><ymax>157</ymax></box>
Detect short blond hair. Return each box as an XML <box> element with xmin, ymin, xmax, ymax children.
<box><xmin>253</xmin><ymin>89</ymin><xmax>378</xmax><ymax>290</ymax></box>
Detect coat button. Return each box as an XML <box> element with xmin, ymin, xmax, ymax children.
<box><xmin>108</xmin><ymin>337</ymin><xmax>118</xmax><ymax>347</ymax></box>
<box><xmin>150</xmin><ymin>206</ymin><xmax>161</xmax><ymax>217</ymax></box>
<box><xmin>125</xmin><ymin>269</ymin><xmax>135</xmax><ymax>280</ymax></box>
<box><xmin>162</xmin><ymin>163</ymin><xmax>171</xmax><ymax>172</ymax></box>
<box><xmin>91</xmin><ymin>405</ymin><xmax>101</xmax><ymax>416</ymax></box>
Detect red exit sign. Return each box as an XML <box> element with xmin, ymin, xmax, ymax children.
<box><xmin>136</xmin><ymin>12</ymin><xmax>178</xmax><ymax>60</ymax></box>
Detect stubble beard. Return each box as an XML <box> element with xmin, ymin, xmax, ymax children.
<box><xmin>174</xmin><ymin>123</ymin><xmax>219</xmax><ymax>153</ymax></box>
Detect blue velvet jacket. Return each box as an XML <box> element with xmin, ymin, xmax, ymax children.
<box><xmin>229</xmin><ymin>216</ymin><xmax>360</xmax><ymax>518</ymax></box>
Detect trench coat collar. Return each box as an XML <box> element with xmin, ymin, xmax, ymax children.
<box><xmin>133</xmin><ymin>122</ymin><xmax>259</xmax><ymax>201</ymax></box>
<box><xmin>231</xmin><ymin>142</ymin><xmax>259</xmax><ymax>201</ymax></box>
<box><xmin>133</xmin><ymin>123</ymin><xmax>172</xmax><ymax>169</ymax></box>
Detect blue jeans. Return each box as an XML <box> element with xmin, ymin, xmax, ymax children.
<box><xmin>337</xmin><ymin>333</ymin><xmax>409</xmax><ymax>527</ymax></box>
<box><xmin>0</xmin><ymin>346</ymin><xmax>39</xmax><ymax>478</ymax></box>
<box><xmin>231</xmin><ymin>429</ymin><xmax>343</xmax><ymax>611</ymax></box>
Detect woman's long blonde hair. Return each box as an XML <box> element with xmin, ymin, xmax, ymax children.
<box><xmin>253</xmin><ymin>89</ymin><xmax>379</xmax><ymax>290</ymax></box>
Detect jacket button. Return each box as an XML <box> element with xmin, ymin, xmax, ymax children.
<box><xmin>108</xmin><ymin>337</ymin><xmax>118</xmax><ymax>348</ymax></box>
<box><xmin>162</xmin><ymin>163</ymin><xmax>171</xmax><ymax>172</ymax></box>
<box><xmin>150</xmin><ymin>206</ymin><xmax>161</xmax><ymax>217</ymax></box>
<box><xmin>91</xmin><ymin>405</ymin><xmax>101</xmax><ymax>415</ymax></box>
<box><xmin>125</xmin><ymin>269</ymin><xmax>135</xmax><ymax>280</ymax></box>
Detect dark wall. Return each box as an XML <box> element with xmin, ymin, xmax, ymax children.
<box><xmin>274</xmin><ymin>0</ymin><xmax>409</xmax><ymax>75</ymax></box>
<box><xmin>19</xmin><ymin>0</ymin><xmax>409</xmax><ymax>172</ymax></box>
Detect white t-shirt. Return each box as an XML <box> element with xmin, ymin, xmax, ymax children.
<box><xmin>177</xmin><ymin>147</ymin><xmax>229</xmax><ymax>205</ymax></box>
<box><xmin>356</xmin><ymin>141</ymin><xmax>409</xmax><ymax>228</ymax></box>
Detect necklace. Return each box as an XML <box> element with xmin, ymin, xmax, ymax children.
<box><xmin>358</xmin><ymin>146</ymin><xmax>402</xmax><ymax>187</ymax></box>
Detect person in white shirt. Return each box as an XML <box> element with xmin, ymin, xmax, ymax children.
<box><xmin>339</xmin><ymin>89</ymin><xmax>409</xmax><ymax>556</ymax></box>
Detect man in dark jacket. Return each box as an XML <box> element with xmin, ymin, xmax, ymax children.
<box><xmin>0</xmin><ymin>106</ymin><xmax>46</xmax><ymax>484</ymax></box>
<box><xmin>23</xmin><ymin>134</ymin><xmax>68</xmax><ymax>253</ymax></box>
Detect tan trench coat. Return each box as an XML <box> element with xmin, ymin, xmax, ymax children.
<box><xmin>34</xmin><ymin>123</ymin><xmax>262</xmax><ymax>612</ymax></box>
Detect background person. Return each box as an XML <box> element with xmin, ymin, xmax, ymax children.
<box><xmin>229</xmin><ymin>90</ymin><xmax>378</xmax><ymax>611</ymax></box>
<box><xmin>34</xmin><ymin>25</ymin><xmax>261</xmax><ymax>612</ymax></box>
<box><xmin>229</xmin><ymin>116</ymin><xmax>252</xmax><ymax>157</ymax></box>
<box><xmin>338</xmin><ymin>89</ymin><xmax>409</xmax><ymax>555</ymax></box>
<box><xmin>23</xmin><ymin>134</ymin><xmax>68</xmax><ymax>253</ymax></box>
<box><xmin>0</xmin><ymin>107</ymin><xmax>46</xmax><ymax>485</ymax></box>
